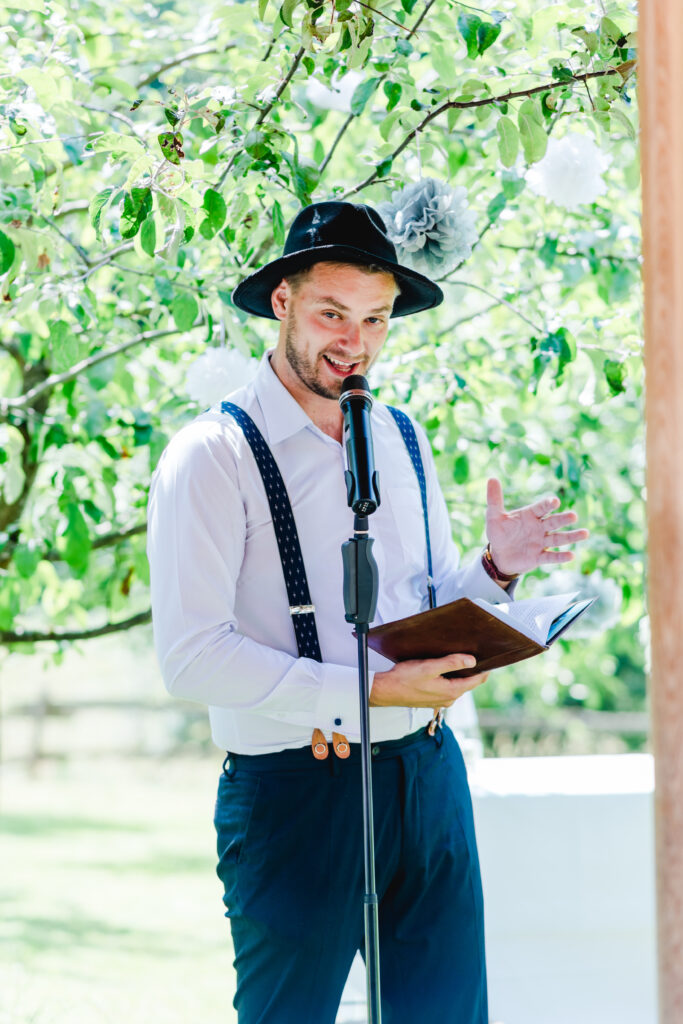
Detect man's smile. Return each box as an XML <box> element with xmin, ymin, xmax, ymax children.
<box><xmin>322</xmin><ymin>353</ymin><xmax>363</xmax><ymax>377</ymax></box>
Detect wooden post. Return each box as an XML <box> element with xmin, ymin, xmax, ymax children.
<box><xmin>640</xmin><ymin>3</ymin><xmax>683</xmax><ymax>1019</ymax></box>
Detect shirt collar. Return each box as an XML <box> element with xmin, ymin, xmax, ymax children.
<box><xmin>253</xmin><ymin>352</ymin><xmax>315</xmax><ymax>445</ymax></box>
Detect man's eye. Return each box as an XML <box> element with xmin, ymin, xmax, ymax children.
<box><xmin>323</xmin><ymin>311</ymin><xmax>339</xmax><ymax>319</ymax></box>
<box><xmin>367</xmin><ymin>317</ymin><xmax>383</xmax><ymax>325</ymax></box>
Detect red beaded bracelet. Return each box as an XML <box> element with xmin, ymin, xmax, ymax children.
<box><xmin>481</xmin><ymin>543</ymin><xmax>519</xmax><ymax>583</ymax></box>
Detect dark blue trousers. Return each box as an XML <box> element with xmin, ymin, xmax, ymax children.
<box><xmin>214</xmin><ymin>724</ymin><xmax>488</xmax><ymax>1024</ymax></box>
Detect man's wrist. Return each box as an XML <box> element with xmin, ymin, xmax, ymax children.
<box><xmin>481</xmin><ymin>543</ymin><xmax>519</xmax><ymax>585</ymax></box>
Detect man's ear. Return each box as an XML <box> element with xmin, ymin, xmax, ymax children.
<box><xmin>271</xmin><ymin>278</ymin><xmax>290</xmax><ymax>321</ymax></box>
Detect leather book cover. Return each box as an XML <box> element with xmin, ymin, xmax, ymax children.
<box><xmin>367</xmin><ymin>598</ymin><xmax>547</xmax><ymax>678</ymax></box>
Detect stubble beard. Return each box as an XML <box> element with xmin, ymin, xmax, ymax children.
<box><xmin>284</xmin><ymin>309</ymin><xmax>346</xmax><ymax>400</ymax></box>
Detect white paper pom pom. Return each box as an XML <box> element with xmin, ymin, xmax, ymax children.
<box><xmin>186</xmin><ymin>347</ymin><xmax>258</xmax><ymax>407</ymax></box>
<box><xmin>525</xmin><ymin>133</ymin><xmax>611</xmax><ymax>211</ymax></box>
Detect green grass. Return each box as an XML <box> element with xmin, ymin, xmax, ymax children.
<box><xmin>0</xmin><ymin>756</ymin><xmax>238</xmax><ymax>1024</ymax></box>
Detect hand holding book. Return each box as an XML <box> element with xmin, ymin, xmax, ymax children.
<box><xmin>368</xmin><ymin>593</ymin><xmax>596</xmax><ymax>681</ymax></box>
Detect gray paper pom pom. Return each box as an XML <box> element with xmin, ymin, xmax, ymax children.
<box><xmin>378</xmin><ymin>178</ymin><xmax>478</xmax><ymax>278</ymax></box>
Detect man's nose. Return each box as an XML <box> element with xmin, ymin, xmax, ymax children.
<box><xmin>339</xmin><ymin>320</ymin><xmax>361</xmax><ymax>349</ymax></box>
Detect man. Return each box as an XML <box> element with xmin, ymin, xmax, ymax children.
<box><xmin>147</xmin><ymin>201</ymin><xmax>587</xmax><ymax>1024</ymax></box>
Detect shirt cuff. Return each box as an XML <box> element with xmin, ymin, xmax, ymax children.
<box><xmin>457</xmin><ymin>555</ymin><xmax>518</xmax><ymax>604</ymax></box>
<box><xmin>313</xmin><ymin>662</ymin><xmax>363</xmax><ymax>737</ymax></box>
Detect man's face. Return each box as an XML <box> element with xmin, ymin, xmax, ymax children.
<box><xmin>274</xmin><ymin>262</ymin><xmax>398</xmax><ymax>401</ymax></box>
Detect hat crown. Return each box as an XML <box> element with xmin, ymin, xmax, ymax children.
<box><xmin>283</xmin><ymin>201</ymin><xmax>397</xmax><ymax>266</ymax></box>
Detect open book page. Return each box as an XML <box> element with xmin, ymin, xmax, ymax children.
<box><xmin>472</xmin><ymin>592</ymin><xmax>579</xmax><ymax>645</ymax></box>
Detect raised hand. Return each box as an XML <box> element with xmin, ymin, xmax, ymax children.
<box><xmin>485</xmin><ymin>477</ymin><xmax>589</xmax><ymax>577</ymax></box>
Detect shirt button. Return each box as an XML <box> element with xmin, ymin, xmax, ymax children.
<box><xmin>334</xmin><ymin>717</ymin><xmax>342</xmax><ymax>726</ymax></box>
<box><xmin>372</xmin><ymin>746</ymin><xmax>380</xmax><ymax>756</ymax></box>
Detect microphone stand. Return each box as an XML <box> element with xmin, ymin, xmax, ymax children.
<box><xmin>342</xmin><ymin>514</ymin><xmax>381</xmax><ymax>1024</ymax></box>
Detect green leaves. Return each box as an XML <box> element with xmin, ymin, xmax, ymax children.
<box><xmin>49</xmin><ymin>320</ymin><xmax>79</xmax><ymax>373</ymax></box>
<box><xmin>171</xmin><ymin>292</ymin><xmax>199</xmax><ymax>331</ymax></box>
<box><xmin>279</xmin><ymin>0</ymin><xmax>301</xmax><ymax>28</ymax></box>
<box><xmin>350</xmin><ymin>77</ymin><xmax>381</xmax><ymax>116</ymax></box>
<box><xmin>496</xmin><ymin>116</ymin><xmax>519</xmax><ymax>168</ymax></box>
<box><xmin>157</xmin><ymin>131</ymin><xmax>184</xmax><ymax>165</ymax></box>
<box><xmin>13</xmin><ymin>542</ymin><xmax>42</xmax><ymax>580</ymax></box>
<box><xmin>0</xmin><ymin>0</ymin><xmax>642</xmax><ymax>727</ymax></box>
<box><xmin>89</xmin><ymin>188</ymin><xmax>114</xmax><ymax>240</ymax></box>
<box><xmin>272</xmin><ymin>200</ymin><xmax>286</xmax><ymax>247</ymax></box>
<box><xmin>89</xmin><ymin>133</ymin><xmax>146</xmax><ymax>158</ymax></box>
<box><xmin>383</xmin><ymin>81</ymin><xmax>402</xmax><ymax>112</ymax></box>
<box><xmin>281</xmin><ymin>152</ymin><xmax>320</xmax><ymax>204</ymax></box>
<box><xmin>604</xmin><ymin>359</ymin><xmax>627</xmax><ymax>396</ymax></box>
<box><xmin>530</xmin><ymin>329</ymin><xmax>576</xmax><ymax>391</ymax></box>
<box><xmin>0</xmin><ymin>229</ymin><xmax>16</xmax><ymax>274</ymax></box>
<box><xmin>453</xmin><ymin>453</ymin><xmax>470</xmax><ymax>484</ymax></box>
<box><xmin>518</xmin><ymin>98</ymin><xmax>547</xmax><ymax>164</ymax></box>
<box><xmin>600</xmin><ymin>16</ymin><xmax>624</xmax><ymax>45</ymax></box>
<box><xmin>457</xmin><ymin>13</ymin><xmax>503</xmax><ymax>59</ymax></box>
<box><xmin>61</xmin><ymin>502</ymin><xmax>91</xmax><ymax>576</ymax></box>
<box><xmin>120</xmin><ymin>188</ymin><xmax>153</xmax><ymax>240</ymax></box>
<box><xmin>140</xmin><ymin>217</ymin><xmax>157</xmax><ymax>257</ymax></box>
<box><xmin>199</xmin><ymin>189</ymin><xmax>227</xmax><ymax>240</ymax></box>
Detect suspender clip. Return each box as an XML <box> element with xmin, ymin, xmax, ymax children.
<box><xmin>290</xmin><ymin>604</ymin><xmax>315</xmax><ymax>615</ymax></box>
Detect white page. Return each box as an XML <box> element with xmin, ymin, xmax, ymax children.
<box><xmin>472</xmin><ymin>592</ymin><xmax>579</xmax><ymax>645</ymax></box>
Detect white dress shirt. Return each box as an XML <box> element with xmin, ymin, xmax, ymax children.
<box><xmin>147</xmin><ymin>353</ymin><xmax>512</xmax><ymax>754</ymax></box>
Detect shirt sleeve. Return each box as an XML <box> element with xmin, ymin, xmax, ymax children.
<box><xmin>146</xmin><ymin>419</ymin><xmax>362</xmax><ymax>729</ymax></box>
<box><xmin>412</xmin><ymin>420</ymin><xmax>517</xmax><ymax>607</ymax></box>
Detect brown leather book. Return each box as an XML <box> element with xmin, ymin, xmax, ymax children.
<box><xmin>367</xmin><ymin>596</ymin><xmax>595</xmax><ymax>678</ymax></box>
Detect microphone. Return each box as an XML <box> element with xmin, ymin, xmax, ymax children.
<box><xmin>339</xmin><ymin>375</ymin><xmax>381</xmax><ymax>516</ymax></box>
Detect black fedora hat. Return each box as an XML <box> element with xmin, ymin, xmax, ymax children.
<box><xmin>231</xmin><ymin>201</ymin><xmax>443</xmax><ymax>319</ymax></box>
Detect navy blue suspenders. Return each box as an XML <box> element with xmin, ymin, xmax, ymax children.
<box><xmin>387</xmin><ymin>407</ymin><xmax>436</xmax><ymax>611</ymax></box>
<box><xmin>220</xmin><ymin>400</ymin><xmax>434</xmax><ymax>660</ymax></box>
<box><xmin>221</xmin><ymin>401</ymin><xmax>323</xmax><ymax>663</ymax></box>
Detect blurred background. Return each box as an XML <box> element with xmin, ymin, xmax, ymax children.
<box><xmin>0</xmin><ymin>0</ymin><xmax>651</xmax><ymax>1021</ymax></box>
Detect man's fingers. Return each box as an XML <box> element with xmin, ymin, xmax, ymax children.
<box><xmin>486</xmin><ymin>477</ymin><xmax>505</xmax><ymax>514</ymax></box>
<box><xmin>538</xmin><ymin>549</ymin><xmax>575</xmax><ymax>564</ymax></box>
<box><xmin>462</xmin><ymin>671</ymin><xmax>489</xmax><ymax>689</ymax></box>
<box><xmin>543</xmin><ymin>528</ymin><xmax>590</xmax><ymax>547</ymax></box>
<box><xmin>430</xmin><ymin>652</ymin><xmax>477</xmax><ymax>674</ymax></box>
<box><xmin>444</xmin><ymin>671</ymin><xmax>490</xmax><ymax>703</ymax></box>
<box><xmin>530</xmin><ymin>494</ymin><xmax>561</xmax><ymax>518</ymax></box>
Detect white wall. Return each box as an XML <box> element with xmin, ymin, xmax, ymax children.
<box><xmin>338</xmin><ymin>754</ymin><xmax>658</xmax><ymax>1024</ymax></box>
<box><xmin>473</xmin><ymin>754</ymin><xmax>657</xmax><ymax>1024</ymax></box>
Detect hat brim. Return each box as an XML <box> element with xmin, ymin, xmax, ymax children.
<box><xmin>231</xmin><ymin>244</ymin><xmax>443</xmax><ymax>319</ymax></box>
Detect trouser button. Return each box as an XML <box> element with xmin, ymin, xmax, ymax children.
<box><xmin>372</xmin><ymin>745</ymin><xmax>380</xmax><ymax>756</ymax></box>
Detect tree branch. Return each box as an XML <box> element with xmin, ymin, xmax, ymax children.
<box><xmin>318</xmin><ymin>0</ymin><xmax>439</xmax><ymax>177</ymax></box>
<box><xmin>1</xmin><ymin>325</ymin><xmax>202</xmax><ymax>414</ymax></box>
<box><xmin>0</xmin><ymin>361</ymin><xmax>52</xmax><ymax>567</ymax></box>
<box><xmin>354</xmin><ymin>0</ymin><xmax>411</xmax><ymax>32</ymax></box>
<box><xmin>74</xmin><ymin>241</ymin><xmax>135</xmax><ymax>281</ymax></box>
<box><xmin>319</xmin><ymin>112</ymin><xmax>355</xmax><ymax>174</ymax></box>
<box><xmin>0</xmin><ymin>134</ymin><xmax>88</xmax><ymax>155</ymax></box>
<box><xmin>43</xmin><ymin>522</ymin><xmax>148</xmax><ymax>562</ymax></box>
<box><xmin>53</xmin><ymin>200</ymin><xmax>89</xmax><ymax>219</ymax></box>
<box><xmin>444</xmin><ymin>280</ymin><xmax>545</xmax><ymax>334</ymax></box>
<box><xmin>0</xmin><ymin>340</ymin><xmax>27</xmax><ymax>371</ymax></box>
<box><xmin>80</xmin><ymin>103</ymin><xmax>139</xmax><ymax>133</ymax></box>
<box><xmin>496</xmin><ymin>242</ymin><xmax>641</xmax><ymax>263</ymax></box>
<box><xmin>217</xmin><ymin>46</ymin><xmax>306</xmax><ymax>188</ymax></box>
<box><xmin>436</xmin><ymin>285</ymin><xmax>540</xmax><ymax>336</ymax></box>
<box><xmin>38</xmin><ymin>213</ymin><xmax>91</xmax><ymax>267</ymax></box>
<box><xmin>407</xmin><ymin>0</ymin><xmax>437</xmax><ymax>38</ymax></box>
<box><xmin>0</xmin><ymin>609</ymin><xmax>152</xmax><ymax>645</ymax></box>
<box><xmin>343</xmin><ymin>62</ymin><xmax>636</xmax><ymax>199</ymax></box>
<box><xmin>136</xmin><ymin>43</ymin><xmax>236</xmax><ymax>89</ymax></box>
